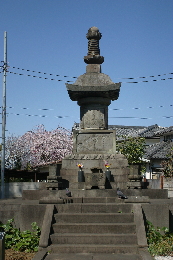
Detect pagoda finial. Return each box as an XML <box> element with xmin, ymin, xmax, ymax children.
<box><xmin>84</xmin><ymin>27</ymin><xmax>104</xmax><ymax>64</ymax></box>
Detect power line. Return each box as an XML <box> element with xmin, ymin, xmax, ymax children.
<box><xmin>9</xmin><ymin>66</ymin><xmax>173</xmax><ymax>80</ymax></box>
<box><xmin>1</xmin><ymin>111</ymin><xmax>172</xmax><ymax>120</ymax></box>
<box><xmin>10</xmin><ymin>66</ymin><xmax>78</xmax><ymax>79</ymax></box>
<box><xmin>5</xmin><ymin>112</ymin><xmax>70</xmax><ymax>118</ymax></box>
<box><xmin>2</xmin><ymin>104</ymin><xmax>172</xmax><ymax>112</ymax></box>
<box><xmin>2</xmin><ymin>65</ymin><xmax>173</xmax><ymax>84</ymax></box>
<box><xmin>9</xmin><ymin>70</ymin><xmax>173</xmax><ymax>84</ymax></box>
<box><xmin>8</xmin><ymin>71</ymin><xmax>74</xmax><ymax>83</ymax></box>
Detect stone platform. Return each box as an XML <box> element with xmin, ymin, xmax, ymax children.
<box><xmin>22</xmin><ymin>188</ymin><xmax>168</xmax><ymax>200</ymax></box>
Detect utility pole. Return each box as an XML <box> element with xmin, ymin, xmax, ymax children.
<box><xmin>1</xmin><ymin>32</ymin><xmax>7</xmax><ymax>199</ymax></box>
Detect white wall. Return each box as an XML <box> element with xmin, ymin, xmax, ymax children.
<box><xmin>2</xmin><ymin>182</ymin><xmax>40</xmax><ymax>198</ymax></box>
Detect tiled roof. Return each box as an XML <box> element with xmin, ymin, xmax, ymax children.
<box><xmin>109</xmin><ymin>125</ymin><xmax>144</xmax><ymax>139</ymax></box>
<box><xmin>73</xmin><ymin>123</ymin><xmax>169</xmax><ymax>139</ymax></box>
<box><xmin>154</xmin><ymin>126</ymin><xmax>173</xmax><ymax>136</ymax></box>
<box><xmin>109</xmin><ymin>124</ymin><xmax>166</xmax><ymax>139</ymax></box>
<box><xmin>137</xmin><ymin>124</ymin><xmax>166</xmax><ymax>138</ymax></box>
<box><xmin>145</xmin><ymin>141</ymin><xmax>173</xmax><ymax>159</ymax></box>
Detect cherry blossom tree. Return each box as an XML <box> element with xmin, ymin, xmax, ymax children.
<box><xmin>5</xmin><ymin>125</ymin><xmax>73</xmax><ymax>169</ymax></box>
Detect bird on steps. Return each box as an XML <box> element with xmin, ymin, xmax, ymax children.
<box><xmin>117</xmin><ymin>188</ymin><xmax>128</xmax><ymax>199</ymax></box>
<box><xmin>66</xmin><ymin>188</ymin><xmax>72</xmax><ymax>197</ymax></box>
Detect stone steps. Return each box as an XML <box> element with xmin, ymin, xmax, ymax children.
<box><xmin>44</xmin><ymin>199</ymin><xmax>151</xmax><ymax>259</ymax></box>
<box><xmin>45</xmin><ymin>252</ymin><xmax>143</xmax><ymax>260</ymax></box>
<box><xmin>49</xmin><ymin>244</ymin><xmax>139</xmax><ymax>254</ymax></box>
<box><xmin>51</xmin><ymin>233</ymin><xmax>138</xmax><ymax>244</ymax></box>
<box><xmin>56</xmin><ymin>203</ymin><xmax>133</xmax><ymax>213</ymax></box>
<box><xmin>52</xmin><ymin>222</ymin><xmax>136</xmax><ymax>234</ymax></box>
<box><xmin>54</xmin><ymin>212</ymin><xmax>134</xmax><ymax>223</ymax></box>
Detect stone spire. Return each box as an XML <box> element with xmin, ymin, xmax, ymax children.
<box><xmin>66</xmin><ymin>27</ymin><xmax>121</xmax><ymax>130</ymax></box>
<box><xmin>84</xmin><ymin>26</ymin><xmax>104</xmax><ymax>65</ymax></box>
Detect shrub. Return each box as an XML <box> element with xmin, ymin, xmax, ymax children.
<box><xmin>0</xmin><ymin>219</ymin><xmax>41</xmax><ymax>252</ymax></box>
<box><xmin>146</xmin><ymin>220</ymin><xmax>173</xmax><ymax>256</ymax></box>
<box><xmin>117</xmin><ymin>137</ymin><xmax>146</xmax><ymax>165</ymax></box>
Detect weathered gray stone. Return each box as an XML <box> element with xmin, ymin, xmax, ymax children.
<box><xmin>46</xmin><ymin>165</ymin><xmax>63</xmax><ymax>190</ymax></box>
<box><xmin>85</xmin><ymin>172</ymin><xmax>106</xmax><ymax>189</ymax></box>
<box><xmin>142</xmin><ymin>203</ymin><xmax>169</xmax><ymax>230</ymax></box>
<box><xmin>66</xmin><ymin>26</ymin><xmax>121</xmax><ymax>132</ymax></box>
<box><xmin>73</xmin><ymin>130</ymin><xmax>116</xmax><ymax>154</ymax></box>
<box><xmin>133</xmin><ymin>204</ymin><xmax>148</xmax><ymax>247</ymax></box>
<box><xmin>32</xmin><ymin>248</ymin><xmax>48</xmax><ymax>260</ymax></box>
<box><xmin>19</xmin><ymin>204</ymin><xmax>46</xmax><ymax>231</ymax></box>
<box><xmin>39</xmin><ymin>204</ymin><xmax>54</xmax><ymax>248</ymax></box>
<box><xmin>125</xmin><ymin>196</ymin><xmax>150</xmax><ymax>203</ymax></box>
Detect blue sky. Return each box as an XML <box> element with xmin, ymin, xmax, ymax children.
<box><xmin>1</xmin><ymin>0</ymin><xmax>173</xmax><ymax>137</ymax></box>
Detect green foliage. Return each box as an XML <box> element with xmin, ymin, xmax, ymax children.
<box><xmin>161</xmin><ymin>148</ymin><xmax>173</xmax><ymax>177</ymax></box>
<box><xmin>0</xmin><ymin>219</ymin><xmax>41</xmax><ymax>253</ymax></box>
<box><xmin>146</xmin><ymin>220</ymin><xmax>173</xmax><ymax>256</ymax></box>
<box><xmin>7</xmin><ymin>177</ymin><xmax>31</xmax><ymax>182</ymax></box>
<box><xmin>117</xmin><ymin>137</ymin><xmax>146</xmax><ymax>165</ymax></box>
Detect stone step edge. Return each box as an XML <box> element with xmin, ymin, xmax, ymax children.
<box><xmin>53</xmin><ymin>223</ymin><xmax>136</xmax><ymax>226</ymax></box>
<box><xmin>51</xmin><ymin>233</ymin><xmax>137</xmax><ymax>237</ymax></box>
<box><xmin>45</xmin><ymin>253</ymin><xmax>142</xmax><ymax>260</ymax></box>
<box><xmin>54</xmin><ymin>212</ymin><xmax>134</xmax><ymax>215</ymax></box>
<box><xmin>59</xmin><ymin>202</ymin><xmax>130</xmax><ymax>205</ymax></box>
<box><xmin>49</xmin><ymin>244</ymin><xmax>139</xmax><ymax>248</ymax></box>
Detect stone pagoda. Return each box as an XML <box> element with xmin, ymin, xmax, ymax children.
<box><xmin>60</xmin><ymin>26</ymin><xmax>129</xmax><ymax>190</ymax></box>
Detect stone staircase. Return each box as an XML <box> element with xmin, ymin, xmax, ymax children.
<box><xmin>45</xmin><ymin>198</ymin><xmax>150</xmax><ymax>259</ymax></box>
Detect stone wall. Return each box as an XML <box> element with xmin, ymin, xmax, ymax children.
<box><xmin>0</xmin><ymin>202</ymin><xmax>46</xmax><ymax>232</ymax></box>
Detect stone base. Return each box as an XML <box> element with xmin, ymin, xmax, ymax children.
<box><xmin>60</xmin><ymin>153</ymin><xmax>129</xmax><ymax>190</ymax></box>
<box><xmin>85</xmin><ymin>172</ymin><xmax>106</xmax><ymax>189</ymax></box>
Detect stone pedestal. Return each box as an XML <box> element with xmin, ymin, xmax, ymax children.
<box><xmin>61</xmin><ymin>152</ymin><xmax>129</xmax><ymax>190</ymax></box>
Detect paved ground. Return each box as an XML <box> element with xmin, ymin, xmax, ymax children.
<box><xmin>154</xmin><ymin>257</ymin><xmax>173</xmax><ymax>260</ymax></box>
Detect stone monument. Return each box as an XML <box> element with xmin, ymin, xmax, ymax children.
<box><xmin>60</xmin><ymin>26</ymin><xmax>129</xmax><ymax>190</ymax></box>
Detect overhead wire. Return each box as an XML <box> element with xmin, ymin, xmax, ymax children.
<box><xmin>8</xmin><ymin>71</ymin><xmax>74</xmax><ymax>83</ymax></box>
<box><xmin>2</xmin><ymin>104</ymin><xmax>172</xmax><ymax>112</ymax></box>
<box><xmin>0</xmin><ymin>104</ymin><xmax>171</xmax><ymax>122</ymax></box>
<box><xmin>10</xmin><ymin>66</ymin><xmax>78</xmax><ymax>79</ymax></box>
<box><xmin>1</xmin><ymin>65</ymin><xmax>172</xmax><ymax>123</ymax></box>
<box><xmin>4</xmin><ymin>65</ymin><xmax>173</xmax><ymax>84</ymax></box>
<box><xmin>0</xmin><ymin>103</ymin><xmax>172</xmax><ymax>120</ymax></box>
<box><xmin>0</xmin><ymin>111</ymin><xmax>172</xmax><ymax>120</ymax></box>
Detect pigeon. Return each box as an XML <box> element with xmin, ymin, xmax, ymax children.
<box><xmin>66</xmin><ymin>188</ymin><xmax>72</xmax><ymax>197</ymax></box>
<box><xmin>117</xmin><ymin>188</ymin><xmax>128</xmax><ymax>199</ymax></box>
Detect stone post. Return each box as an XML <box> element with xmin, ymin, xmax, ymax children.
<box><xmin>0</xmin><ymin>232</ymin><xmax>5</xmax><ymax>260</ymax></box>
